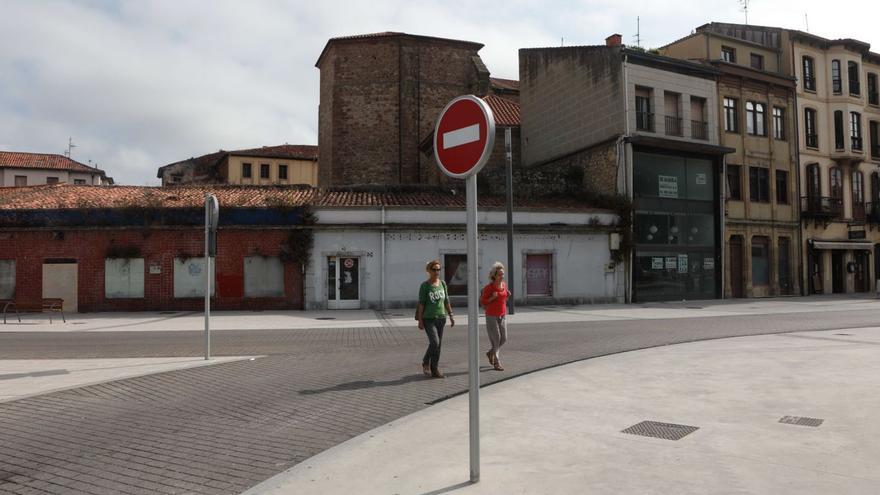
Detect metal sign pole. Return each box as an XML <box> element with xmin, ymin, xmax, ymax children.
<box><xmin>505</xmin><ymin>127</ymin><xmax>515</xmax><ymax>315</ymax></box>
<box><xmin>466</xmin><ymin>174</ymin><xmax>480</xmax><ymax>482</ymax></box>
<box><xmin>204</xmin><ymin>193</ymin><xmax>211</xmax><ymax>360</ymax></box>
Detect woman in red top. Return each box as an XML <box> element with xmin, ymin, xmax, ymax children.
<box><xmin>480</xmin><ymin>262</ymin><xmax>510</xmax><ymax>371</ymax></box>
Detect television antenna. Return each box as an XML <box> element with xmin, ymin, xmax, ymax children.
<box><xmin>634</xmin><ymin>17</ymin><xmax>641</xmax><ymax>47</ymax></box>
<box><xmin>739</xmin><ymin>0</ymin><xmax>749</xmax><ymax>25</ymax></box>
<box><xmin>63</xmin><ymin>137</ymin><xmax>77</xmax><ymax>158</ymax></box>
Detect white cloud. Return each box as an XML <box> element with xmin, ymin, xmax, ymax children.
<box><xmin>1</xmin><ymin>0</ymin><xmax>877</xmax><ymax>185</ymax></box>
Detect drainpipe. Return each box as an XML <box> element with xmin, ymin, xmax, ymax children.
<box><xmin>622</xmin><ymin>52</ymin><xmax>633</xmax><ymax>303</ymax></box>
<box><xmin>380</xmin><ymin>205</ymin><xmax>386</xmax><ymax>310</ymax></box>
<box><xmin>720</xmin><ymin>153</ymin><xmax>727</xmax><ymax>300</ymax></box>
<box><xmin>791</xmin><ymin>43</ymin><xmax>806</xmax><ymax>295</ymax></box>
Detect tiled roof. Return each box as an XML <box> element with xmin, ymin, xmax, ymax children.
<box><xmin>490</xmin><ymin>78</ymin><xmax>519</xmax><ymax>92</ymax></box>
<box><xmin>0</xmin><ymin>151</ymin><xmax>105</xmax><ymax>174</ymax></box>
<box><xmin>482</xmin><ymin>95</ymin><xmax>520</xmax><ymax>127</ymax></box>
<box><xmin>0</xmin><ymin>184</ymin><xmax>604</xmax><ymax>212</ymax></box>
<box><xmin>229</xmin><ymin>144</ymin><xmax>318</xmax><ymax>161</ymax></box>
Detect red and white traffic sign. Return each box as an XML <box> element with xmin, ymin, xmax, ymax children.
<box><xmin>434</xmin><ymin>95</ymin><xmax>496</xmax><ymax>179</ymax></box>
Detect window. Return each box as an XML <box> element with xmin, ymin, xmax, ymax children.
<box><xmin>635</xmin><ymin>87</ymin><xmax>653</xmax><ymax>131</ymax></box>
<box><xmin>869</xmin><ymin>73</ymin><xmax>879</xmax><ymax>105</ymax></box>
<box><xmin>279</xmin><ymin>164</ymin><xmax>288</xmax><ymax>180</ymax></box>
<box><xmin>778</xmin><ymin>237</ymin><xmax>792</xmax><ymax>295</ymax></box>
<box><xmin>105</xmin><ymin>258</ymin><xmax>145</xmax><ymax>299</ymax></box>
<box><xmin>830</xmin><ymin>167</ymin><xmax>843</xmax><ymax>201</ymax></box>
<box><xmin>751</xmin><ymin>236</ymin><xmax>770</xmax><ymax>286</ymax></box>
<box><xmin>724</xmin><ymin>97</ymin><xmax>738</xmax><ymax>132</ymax></box>
<box><xmin>871</xmin><ymin>121</ymin><xmax>880</xmax><ymax>159</ymax></box>
<box><xmin>750</xmin><ymin>53</ymin><xmax>764</xmax><ymax>70</ymax></box>
<box><xmin>749</xmin><ymin>167</ymin><xmax>770</xmax><ymax>202</ymax></box>
<box><xmin>443</xmin><ymin>254</ymin><xmax>468</xmax><ymax>296</ymax></box>
<box><xmin>722</xmin><ymin>46</ymin><xmax>736</xmax><ymax>63</ymax></box>
<box><xmin>806</xmin><ymin>163</ymin><xmax>821</xmax><ymax>201</ymax></box>
<box><xmin>853</xmin><ymin>170</ymin><xmax>865</xmax><ymax>205</ymax></box>
<box><xmin>260</xmin><ymin>163</ymin><xmax>270</xmax><ymax>179</ymax></box>
<box><xmin>772</xmin><ymin>107</ymin><xmax>785</xmax><ymax>140</ymax></box>
<box><xmin>834</xmin><ymin>110</ymin><xmax>845</xmax><ymax>150</ymax></box>
<box><xmin>0</xmin><ymin>260</ymin><xmax>14</xmax><ymax>299</ymax></box>
<box><xmin>727</xmin><ymin>165</ymin><xmax>742</xmax><ymax>200</ymax></box>
<box><xmin>46</xmin><ymin>177</ymin><xmax>59</xmax><ymax>184</ymax></box>
<box><xmin>241</xmin><ymin>163</ymin><xmax>252</xmax><ymax>178</ymax></box>
<box><xmin>851</xmin><ymin>112</ymin><xmax>863</xmax><ymax>150</ymax></box>
<box><xmin>804</xmin><ymin>108</ymin><xmax>818</xmax><ymax>148</ymax></box>
<box><xmin>74</xmin><ymin>179</ymin><xmax>86</xmax><ymax>185</ymax></box>
<box><xmin>802</xmin><ymin>56</ymin><xmax>816</xmax><ymax>91</ymax></box>
<box><xmin>848</xmin><ymin>61</ymin><xmax>860</xmax><ymax>95</ymax></box>
<box><xmin>775</xmin><ymin>170</ymin><xmax>789</xmax><ymax>204</ymax></box>
<box><xmin>244</xmin><ymin>256</ymin><xmax>284</xmax><ymax>297</ymax></box>
<box><xmin>832</xmin><ymin>60</ymin><xmax>842</xmax><ymax>94</ymax></box>
<box><xmin>14</xmin><ymin>176</ymin><xmax>26</xmax><ymax>187</ymax></box>
<box><xmin>746</xmin><ymin>101</ymin><xmax>766</xmax><ymax>136</ymax></box>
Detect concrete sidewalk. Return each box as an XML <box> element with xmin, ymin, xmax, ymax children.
<box><xmin>3</xmin><ymin>293</ymin><xmax>880</xmax><ymax>333</ymax></box>
<box><xmin>245</xmin><ymin>326</ymin><xmax>880</xmax><ymax>495</ymax></box>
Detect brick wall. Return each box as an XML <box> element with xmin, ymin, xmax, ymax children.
<box><xmin>0</xmin><ymin>228</ymin><xmax>304</xmax><ymax>312</ymax></box>
<box><xmin>318</xmin><ymin>35</ymin><xmax>489</xmax><ymax>187</ymax></box>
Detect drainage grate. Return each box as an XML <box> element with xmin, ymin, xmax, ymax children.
<box><xmin>779</xmin><ymin>416</ymin><xmax>823</xmax><ymax>427</ymax></box>
<box><xmin>621</xmin><ymin>421</ymin><xmax>699</xmax><ymax>441</ymax></box>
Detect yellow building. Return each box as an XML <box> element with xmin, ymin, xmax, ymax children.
<box><xmin>157</xmin><ymin>144</ymin><xmax>318</xmax><ymax>187</ymax></box>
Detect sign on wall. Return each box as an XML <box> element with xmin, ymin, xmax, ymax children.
<box><xmin>659</xmin><ymin>175</ymin><xmax>679</xmax><ymax>198</ymax></box>
<box><xmin>173</xmin><ymin>258</ymin><xmax>215</xmax><ymax>298</ymax></box>
<box><xmin>677</xmin><ymin>254</ymin><xmax>689</xmax><ymax>273</ymax></box>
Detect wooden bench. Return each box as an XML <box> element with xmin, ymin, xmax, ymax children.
<box><xmin>2</xmin><ymin>298</ymin><xmax>66</xmax><ymax>324</ymax></box>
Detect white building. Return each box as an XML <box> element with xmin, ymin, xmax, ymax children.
<box><xmin>0</xmin><ymin>151</ymin><xmax>112</xmax><ymax>186</ymax></box>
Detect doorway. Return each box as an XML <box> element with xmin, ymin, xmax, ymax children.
<box><xmin>729</xmin><ymin>236</ymin><xmax>744</xmax><ymax>298</ymax></box>
<box><xmin>832</xmin><ymin>251</ymin><xmax>845</xmax><ymax>293</ymax></box>
<box><xmin>854</xmin><ymin>251</ymin><xmax>870</xmax><ymax>292</ymax></box>
<box><xmin>42</xmin><ymin>261</ymin><xmax>78</xmax><ymax>312</ymax></box>
<box><xmin>525</xmin><ymin>254</ymin><xmax>553</xmax><ymax>296</ymax></box>
<box><xmin>327</xmin><ymin>256</ymin><xmax>359</xmax><ymax>309</ymax></box>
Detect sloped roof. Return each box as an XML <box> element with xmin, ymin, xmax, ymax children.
<box><xmin>482</xmin><ymin>95</ymin><xmax>520</xmax><ymax>126</ymax></box>
<box><xmin>0</xmin><ymin>151</ymin><xmax>105</xmax><ymax>174</ymax></box>
<box><xmin>0</xmin><ymin>184</ymin><xmax>606</xmax><ymax>212</ymax></box>
<box><xmin>157</xmin><ymin>144</ymin><xmax>318</xmax><ymax>178</ymax></box>
<box><xmin>490</xmin><ymin>77</ymin><xmax>519</xmax><ymax>92</ymax></box>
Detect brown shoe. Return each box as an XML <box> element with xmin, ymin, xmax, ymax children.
<box><xmin>431</xmin><ymin>370</ymin><xmax>446</xmax><ymax>378</ymax></box>
<box><xmin>422</xmin><ymin>363</ymin><xmax>431</xmax><ymax>376</ymax></box>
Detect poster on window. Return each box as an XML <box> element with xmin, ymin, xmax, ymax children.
<box><xmin>703</xmin><ymin>257</ymin><xmax>715</xmax><ymax>269</ymax></box>
<box><xmin>695</xmin><ymin>173</ymin><xmax>707</xmax><ymax>185</ymax></box>
<box><xmin>665</xmin><ymin>257</ymin><xmax>677</xmax><ymax>269</ymax></box>
<box><xmin>651</xmin><ymin>257</ymin><xmax>664</xmax><ymax>269</ymax></box>
<box><xmin>659</xmin><ymin>175</ymin><xmax>678</xmax><ymax>198</ymax></box>
<box><xmin>677</xmin><ymin>254</ymin><xmax>688</xmax><ymax>273</ymax></box>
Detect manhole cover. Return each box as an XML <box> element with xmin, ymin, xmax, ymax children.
<box><xmin>621</xmin><ymin>421</ymin><xmax>699</xmax><ymax>441</ymax></box>
<box><xmin>779</xmin><ymin>416</ymin><xmax>823</xmax><ymax>427</ymax></box>
<box><xmin>315</xmin><ymin>317</ymin><xmax>336</xmax><ymax>320</ymax></box>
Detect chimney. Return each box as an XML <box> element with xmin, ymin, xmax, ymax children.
<box><xmin>605</xmin><ymin>34</ymin><xmax>622</xmax><ymax>47</ymax></box>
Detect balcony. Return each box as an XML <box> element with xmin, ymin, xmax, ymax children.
<box><xmin>801</xmin><ymin>196</ymin><xmax>842</xmax><ymax>220</ymax></box>
<box><xmin>867</xmin><ymin>202</ymin><xmax>880</xmax><ymax>223</ymax></box>
<box><xmin>636</xmin><ymin>112</ymin><xmax>654</xmax><ymax>132</ymax></box>
<box><xmin>665</xmin><ymin>116</ymin><xmax>683</xmax><ymax>137</ymax></box>
<box><xmin>806</xmin><ymin>133</ymin><xmax>818</xmax><ymax>148</ymax></box>
<box><xmin>691</xmin><ymin>120</ymin><xmax>709</xmax><ymax>140</ymax></box>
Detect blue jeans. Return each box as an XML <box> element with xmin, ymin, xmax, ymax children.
<box><xmin>422</xmin><ymin>317</ymin><xmax>446</xmax><ymax>372</ymax></box>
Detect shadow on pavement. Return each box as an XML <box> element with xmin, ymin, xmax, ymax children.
<box><xmin>299</xmin><ymin>371</ymin><xmax>470</xmax><ymax>394</ymax></box>
<box><xmin>0</xmin><ymin>369</ymin><xmax>69</xmax><ymax>380</ymax></box>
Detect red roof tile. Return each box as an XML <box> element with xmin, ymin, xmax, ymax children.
<box><xmin>229</xmin><ymin>144</ymin><xmax>318</xmax><ymax>161</ymax></box>
<box><xmin>0</xmin><ymin>151</ymin><xmax>105</xmax><ymax>174</ymax></box>
<box><xmin>0</xmin><ymin>184</ymin><xmax>605</xmax><ymax>212</ymax></box>
<box><xmin>482</xmin><ymin>95</ymin><xmax>520</xmax><ymax>126</ymax></box>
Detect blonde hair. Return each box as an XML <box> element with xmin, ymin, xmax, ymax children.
<box><xmin>488</xmin><ymin>261</ymin><xmax>505</xmax><ymax>281</ymax></box>
<box><xmin>426</xmin><ymin>259</ymin><xmax>441</xmax><ymax>273</ymax></box>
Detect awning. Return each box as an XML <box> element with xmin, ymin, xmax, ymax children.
<box><xmin>811</xmin><ymin>240</ymin><xmax>874</xmax><ymax>250</ymax></box>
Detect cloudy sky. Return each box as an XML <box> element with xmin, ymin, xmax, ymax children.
<box><xmin>1</xmin><ymin>1</ymin><xmax>877</xmax><ymax>185</ymax></box>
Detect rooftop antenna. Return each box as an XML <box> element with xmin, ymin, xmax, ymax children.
<box><xmin>561</xmin><ymin>37</ymin><xmax>564</xmax><ymax>47</ymax></box>
<box><xmin>739</xmin><ymin>0</ymin><xmax>749</xmax><ymax>25</ymax></box>
<box><xmin>804</xmin><ymin>13</ymin><xmax>809</xmax><ymax>32</ymax></box>
<box><xmin>634</xmin><ymin>17</ymin><xmax>641</xmax><ymax>47</ymax></box>
<box><xmin>63</xmin><ymin>137</ymin><xmax>77</xmax><ymax>158</ymax></box>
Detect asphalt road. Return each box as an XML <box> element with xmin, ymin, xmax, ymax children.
<box><xmin>1</xmin><ymin>308</ymin><xmax>879</xmax><ymax>494</ymax></box>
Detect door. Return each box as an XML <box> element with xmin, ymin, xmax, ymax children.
<box><xmin>327</xmin><ymin>256</ymin><xmax>359</xmax><ymax>309</ymax></box>
<box><xmin>525</xmin><ymin>254</ymin><xmax>552</xmax><ymax>296</ymax></box>
<box><xmin>854</xmin><ymin>251</ymin><xmax>870</xmax><ymax>292</ymax></box>
<box><xmin>42</xmin><ymin>261</ymin><xmax>78</xmax><ymax>312</ymax></box>
<box><xmin>832</xmin><ymin>251</ymin><xmax>845</xmax><ymax>293</ymax></box>
<box><xmin>729</xmin><ymin>236</ymin><xmax>744</xmax><ymax>298</ymax></box>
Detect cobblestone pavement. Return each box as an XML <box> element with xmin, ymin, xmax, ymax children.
<box><xmin>1</xmin><ymin>309</ymin><xmax>879</xmax><ymax>494</ymax></box>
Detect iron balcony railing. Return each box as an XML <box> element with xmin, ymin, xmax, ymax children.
<box><xmin>806</xmin><ymin>133</ymin><xmax>819</xmax><ymax>148</ymax></box>
<box><xmin>636</xmin><ymin>111</ymin><xmax>654</xmax><ymax>132</ymax></box>
<box><xmin>852</xmin><ymin>136</ymin><xmax>863</xmax><ymax>151</ymax></box>
<box><xmin>665</xmin><ymin>116</ymin><xmax>683</xmax><ymax>136</ymax></box>
<box><xmin>691</xmin><ymin>120</ymin><xmax>709</xmax><ymax>140</ymax></box>
<box><xmin>801</xmin><ymin>196</ymin><xmax>843</xmax><ymax>219</ymax></box>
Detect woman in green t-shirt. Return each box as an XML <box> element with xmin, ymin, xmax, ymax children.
<box><xmin>416</xmin><ymin>259</ymin><xmax>455</xmax><ymax>378</ymax></box>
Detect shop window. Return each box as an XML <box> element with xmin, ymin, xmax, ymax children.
<box><xmin>173</xmin><ymin>258</ymin><xmax>215</xmax><ymax>298</ymax></box>
<box><xmin>244</xmin><ymin>256</ymin><xmax>284</xmax><ymax>297</ymax></box>
<box><xmin>443</xmin><ymin>254</ymin><xmax>468</xmax><ymax>296</ymax></box>
<box><xmin>751</xmin><ymin>237</ymin><xmax>770</xmax><ymax>286</ymax></box>
<box><xmin>0</xmin><ymin>260</ymin><xmax>14</xmax><ymax>299</ymax></box>
<box><xmin>105</xmin><ymin>258</ymin><xmax>145</xmax><ymax>299</ymax></box>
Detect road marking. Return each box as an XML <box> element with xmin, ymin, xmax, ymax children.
<box><xmin>443</xmin><ymin>124</ymin><xmax>480</xmax><ymax>149</ymax></box>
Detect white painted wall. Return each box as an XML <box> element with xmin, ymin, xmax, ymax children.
<box><xmin>0</xmin><ymin>168</ymin><xmax>103</xmax><ymax>186</ymax></box>
<box><xmin>105</xmin><ymin>258</ymin><xmax>145</xmax><ymax>299</ymax></box>
<box><xmin>244</xmin><ymin>256</ymin><xmax>284</xmax><ymax>297</ymax></box>
<box><xmin>173</xmin><ymin>258</ymin><xmax>215</xmax><ymax>298</ymax></box>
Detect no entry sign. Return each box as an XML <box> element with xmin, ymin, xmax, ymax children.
<box><xmin>433</xmin><ymin>95</ymin><xmax>496</xmax><ymax>179</ymax></box>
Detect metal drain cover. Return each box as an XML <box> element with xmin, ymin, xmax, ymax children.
<box><xmin>621</xmin><ymin>421</ymin><xmax>699</xmax><ymax>441</ymax></box>
<box><xmin>779</xmin><ymin>416</ymin><xmax>823</xmax><ymax>427</ymax></box>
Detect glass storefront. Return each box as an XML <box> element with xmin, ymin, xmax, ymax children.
<box><xmin>632</xmin><ymin>151</ymin><xmax>720</xmax><ymax>302</ymax></box>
